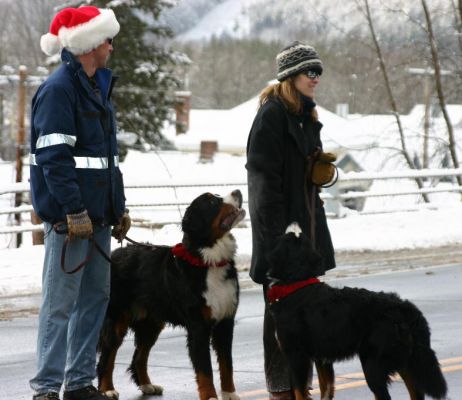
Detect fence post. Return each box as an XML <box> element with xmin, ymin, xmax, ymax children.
<box><xmin>31</xmin><ymin>211</ymin><xmax>44</xmax><ymax>245</ymax></box>
<box><xmin>14</xmin><ymin>66</ymin><xmax>27</xmax><ymax>248</ymax></box>
<box><xmin>324</xmin><ymin>183</ymin><xmax>341</xmax><ymax>217</ymax></box>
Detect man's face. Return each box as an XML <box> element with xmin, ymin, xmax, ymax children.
<box><xmin>93</xmin><ymin>38</ymin><xmax>113</xmax><ymax>68</ymax></box>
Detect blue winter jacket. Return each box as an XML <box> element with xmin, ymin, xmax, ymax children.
<box><xmin>30</xmin><ymin>49</ymin><xmax>126</xmax><ymax>225</ymax></box>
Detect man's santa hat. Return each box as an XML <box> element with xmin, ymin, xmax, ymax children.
<box><xmin>40</xmin><ymin>6</ymin><xmax>120</xmax><ymax>56</ymax></box>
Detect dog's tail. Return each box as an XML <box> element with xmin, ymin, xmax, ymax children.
<box><xmin>407</xmin><ymin>344</ymin><xmax>447</xmax><ymax>399</ymax></box>
<box><xmin>96</xmin><ymin>316</ymin><xmax>121</xmax><ymax>380</ymax></box>
<box><xmin>406</xmin><ymin>311</ymin><xmax>447</xmax><ymax>399</ymax></box>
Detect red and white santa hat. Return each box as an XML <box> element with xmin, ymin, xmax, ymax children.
<box><xmin>40</xmin><ymin>6</ymin><xmax>120</xmax><ymax>56</ymax></box>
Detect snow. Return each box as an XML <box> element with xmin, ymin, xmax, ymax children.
<box><xmin>1</xmin><ymin>150</ymin><xmax>462</xmax><ymax>299</ymax></box>
<box><xmin>173</xmin><ymin>0</ymin><xmax>453</xmax><ymax>43</ymax></box>
<box><xmin>176</xmin><ymin>0</ymin><xmax>262</xmax><ymax>41</ymax></box>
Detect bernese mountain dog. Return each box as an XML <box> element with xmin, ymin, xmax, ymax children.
<box><xmin>266</xmin><ymin>222</ymin><xmax>447</xmax><ymax>400</ymax></box>
<box><xmin>97</xmin><ymin>190</ymin><xmax>245</xmax><ymax>400</ymax></box>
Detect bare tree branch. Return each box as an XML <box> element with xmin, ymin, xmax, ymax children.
<box><xmin>362</xmin><ymin>0</ymin><xmax>429</xmax><ymax>202</ymax></box>
<box><xmin>454</xmin><ymin>0</ymin><xmax>462</xmax><ymax>68</ymax></box>
<box><xmin>421</xmin><ymin>0</ymin><xmax>462</xmax><ymax>191</ymax></box>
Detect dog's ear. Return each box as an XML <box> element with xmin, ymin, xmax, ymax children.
<box><xmin>268</xmin><ymin>230</ymin><xmax>325</xmax><ymax>282</ymax></box>
<box><xmin>181</xmin><ymin>202</ymin><xmax>211</xmax><ymax>246</ymax></box>
<box><xmin>267</xmin><ymin>233</ymin><xmax>306</xmax><ymax>281</ymax></box>
<box><xmin>298</xmin><ymin>233</ymin><xmax>323</xmax><ymax>276</ymax></box>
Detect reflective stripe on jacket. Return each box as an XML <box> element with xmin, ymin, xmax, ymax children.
<box><xmin>29</xmin><ymin>49</ymin><xmax>126</xmax><ymax>225</ymax></box>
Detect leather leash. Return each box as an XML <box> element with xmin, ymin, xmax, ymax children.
<box><xmin>123</xmin><ymin>235</ymin><xmax>156</xmax><ymax>248</ymax></box>
<box><xmin>304</xmin><ymin>149</ymin><xmax>339</xmax><ymax>245</ymax></box>
<box><xmin>305</xmin><ymin>150</ymin><xmax>320</xmax><ymax>247</ymax></box>
<box><xmin>54</xmin><ymin>223</ymin><xmax>112</xmax><ymax>274</ymax></box>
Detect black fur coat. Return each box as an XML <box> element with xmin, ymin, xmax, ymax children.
<box><xmin>246</xmin><ymin>97</ymin><xmax>336</xmax><ymax>284</ymax></box>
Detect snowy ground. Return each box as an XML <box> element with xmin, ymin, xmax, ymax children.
<box><xmin>1</xmin><ymin>151</ymin><xmax>462</xmax><ymax>298</ymax></box>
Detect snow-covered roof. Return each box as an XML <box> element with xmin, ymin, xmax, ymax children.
<box><xmin>164</xmin><ymin>94</ymin><xmax>360</xmax><ymax>153</ymax></box>
<box><xmin>164</xmin><ymin>93</ymin><xmax>462</xmax><ymax>173</ymax></box>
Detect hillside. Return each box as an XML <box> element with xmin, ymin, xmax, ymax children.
<box><xmin>165</xmin><ymin>0</ymin><xmax>454</xmax><ymax>43</ymax></box>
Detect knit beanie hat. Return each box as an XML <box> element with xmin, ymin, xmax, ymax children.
<box><xmin>40</xmin><ymin>6</ymin><xmax>120</xmax><ymax>56</ymax></box>
<box><xmin>276</xmin><ymin>41</ymin><xmax>323</xmax><ymax>82</ymax></box>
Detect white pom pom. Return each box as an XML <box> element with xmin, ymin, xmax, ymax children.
<box><xmin>40</xmin><ymin>33</ymin><xmax>61</xmax><ymax>56</ymax></box>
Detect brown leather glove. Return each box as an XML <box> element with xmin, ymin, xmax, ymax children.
<box><xmin>318</xmin><ymin>152</ymin><xmax>337</xmax><ymax>163</ymax></box>
<box><xmin>66</xmin><ymin>209</ymin><xmax>93</xmax><ymax>239</ymax></box>
<box><xmin>311</xmin><ymin>152</ymin><xmax>337</xmax><ymax>186</ymax></box>
<box><xmin>112</xmin><ymin>211</ymin><xmax>131</xmax><ymax>242</ymax></box>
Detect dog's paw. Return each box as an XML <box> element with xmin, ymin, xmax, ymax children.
<box><xmin>139</xmin><ymin>383</ymin><xmax>164</xmax><ymax>395</ymax></box>
<box><xmin>222</xmin><ymin>391</ymin><xmax>240</xmax><ymax>400</ymax></box>
<box><xmin>102</xmin><ymin>389</ymin><xmax>119</xmax><ymax>399</ymax></box>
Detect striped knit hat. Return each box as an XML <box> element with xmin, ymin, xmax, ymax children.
<box><xmin>276</xmin><ymin>41</ymin><xmax>323</xmax><ymax>82</ymax></box>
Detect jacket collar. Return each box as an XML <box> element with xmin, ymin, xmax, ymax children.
<box><xmin>61</xmin><ymin>48</ymin><xmax>114</xmax><ymax>107</ymax></box>
<box><xmin>274</xmin><ymin>97</ymin><xmax>323</xmax><ymax>157</ymax></box>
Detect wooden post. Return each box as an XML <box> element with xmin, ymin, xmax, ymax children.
<box><xmin>14</xmin><ymin>66</ymin><xmax>27</xmax><ymax>248</ymax></box>
<box><xmin>174</xmin><ymin>91</ymin><xmax>191</xmax><ymax>135</ymax></box>
<box><xmin>199</xmin><ymin>140</ymin><xmax>218</xmax><ymax>162</ymax></box>
<box><xmin>422</xmin><ymin>74</ymin><xmax>431</xmax><ymax>170</ymax></box>
<box><xmin>31</xmin><ymin>211</ymin><xmax>44</xmax><ymax>245</ymax></box>
<box><xmin>0</xmin><ymin>93</ymin><xmax>4</xmax><ymax>155</ymax></box>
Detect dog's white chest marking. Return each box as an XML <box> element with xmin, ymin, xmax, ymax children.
<box><xmin>203</xmin><ymin>266</ymin><xmax>238</xmax><ymax>321</ymax></box>
<box><xmin>200</xmin><ymin>234</ymin><xmax>238</xmax><ymax>321</ymax></box>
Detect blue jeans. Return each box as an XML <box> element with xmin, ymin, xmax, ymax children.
<box><xmin>30</xmin><ymin>223</ymin><xmax>111</xmax><ymax>394</ymax></box>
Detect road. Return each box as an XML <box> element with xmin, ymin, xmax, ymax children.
<box><xmin>0</xmin><ymin>263</ymin><xmax>461</xmax><ymax>399</ymax></box>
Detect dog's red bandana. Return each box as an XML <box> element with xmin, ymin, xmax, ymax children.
<box><xmin>171</xmin><ymin>243</ymin><xmax>229</xmax><ymax>268</ymax></box>
<box><xmin>267</xmin><ymin>278</ymin><xmax>320</xmax><ymax>304</ymax></box>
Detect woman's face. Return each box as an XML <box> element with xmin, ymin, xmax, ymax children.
<box><xmin>293</xmin><ymin>71</ymin><xmax>321</xmax><ymax>99</ymax></box>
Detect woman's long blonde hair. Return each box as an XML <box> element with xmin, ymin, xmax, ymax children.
<box><xmin>259</xmin><ymin>77</ymin><xmax>318</xmax><ymax>120</ymax></box>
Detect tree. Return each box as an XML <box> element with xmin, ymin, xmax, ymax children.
<box><xmin>176</xmin><ymin>38</ymin><xmax>282</xmax><ymax>109</ymax></box>
<box><xmin>360</xmin><ymin>0</ymin><xmax>430</xmax><ymax>202</ymax></box>
<box><xmin>85</xmin><ymin>0</ymin><xmax>184</xmax><ymax>147</ymax></box>
<box><xmin>421</xmin><ymin>0</ymin><xmax>461</xmax><ymax>190</ymax></box>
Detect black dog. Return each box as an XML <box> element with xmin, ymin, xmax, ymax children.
<box><xmin>266</xmin><ymin>222</ymin><xmax>447</xmax><ymax>400</ymax></box>
<box><xmin>97</xmin><ymin>190</ymin><xmax>245</xmax><ymax>400</ymax></box>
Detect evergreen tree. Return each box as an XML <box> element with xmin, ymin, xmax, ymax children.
<box><xmin>85</xmin><ymin>0</ymin><xmax>183</xmax><ymax>147</ymax></box>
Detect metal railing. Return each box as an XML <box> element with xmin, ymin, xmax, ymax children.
<box><xmin>1</xmin><ymin>168</ymin><xmax>462</xmax><ymax>235</ymax></box>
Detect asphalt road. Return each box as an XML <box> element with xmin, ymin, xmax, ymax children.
<box><xmin>0</xmin><ymin>263</ymin><xmax>461</xmax><ymax>400</ymax></box>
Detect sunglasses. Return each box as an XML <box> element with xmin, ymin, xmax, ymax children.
<box><xmin>303</xmin><ymin>70</ymin><xmax>322</xmax><ymax>80</ymax></box>
<box><xmin>106</xmin><ymin>38</ymin><xmax>113</xmax><ymax>45</ymax></box>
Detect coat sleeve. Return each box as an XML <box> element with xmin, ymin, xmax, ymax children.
<box><xmin>246</xmin><ymin>102</ymin><xmax>287</xmax><ymax>245</ymax></box>
<box><xmin>32</xmin><ymin>83</ymin><xmax>83</xmax><ymax>215</ymax></box>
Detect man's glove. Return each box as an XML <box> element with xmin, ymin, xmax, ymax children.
<box><xmin>311</xmin><ymin>152</ymin><xmax>337</xmax><ymax>186</ymax></box>
<box><xmin>66</xmin><ymin>209</ymin><xmax>93</xmax><ymax>239</ymax></box>
<box><xmin>112</xmin><ymin>211</ymin><xmax>131</xmax><ymax>242</ymax></box>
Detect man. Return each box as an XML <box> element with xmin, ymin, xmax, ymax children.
<box><xmin>29</xmin><ymin>6</ymin><xmax>130</xmax><ymax>400</ymax></box>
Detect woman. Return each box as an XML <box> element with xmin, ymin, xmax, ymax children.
<box><xmin>246</xmin><ymin>41</ymin><xmax>336</xmax><ymax>400</ymax></box>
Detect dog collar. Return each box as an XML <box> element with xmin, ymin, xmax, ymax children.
<box><xmin>171</xmin><ymin>243</ymin><xmax>229</xmax><ymax>268</ymax></box>
<box><xmin>267</xmin><ymin>278</ymin><xmax>320</xmax><ymax>304</ymax></box>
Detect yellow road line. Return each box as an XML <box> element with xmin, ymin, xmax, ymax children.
<box><xmin>238</xmin><ymin>356</ymin><xmax>462</xmax><ymax>399</ymax></box>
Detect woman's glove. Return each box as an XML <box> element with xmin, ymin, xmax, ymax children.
<box><xmin>318</xmin><ymin>152</ymin><xmax>337</xmax><ymax>163</ymax></box>
<box><xmin>112</xmin><ymin>211</ymin><xmax>131</xmax><ymax>242</ymax></box>
<box><xmin>66</xmin><ymin>209</ymin><xmax>93</xmax><ymax>239</ymax></box>
<box><xmin>311</xmin><ymin>152</ymin><xmax>337</xmax><ymax>186</ymax></box>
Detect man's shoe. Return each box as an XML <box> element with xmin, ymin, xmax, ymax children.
<box><xmin>33</xmin><ymin>392</ymin><xmax>60</xmax><ymax>400</ymax></box>
<box><xmin>269</xmin><ymin>390</ymin><xmax>294</xmax><ymax>400</ymax></box>
<box><xmin>63</xmin><ymin>386</ymin><xmax>107</xmax><ymax>400</ymax></box>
